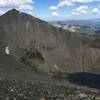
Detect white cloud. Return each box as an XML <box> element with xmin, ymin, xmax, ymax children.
<box><xmin>92</xmin><ymin>8</ymin><xmax>99</xmax><ymax>15</ymax></box>
<box><xmin>77</xmin><ymin>6</ymin><xmax>89</xmax><ymax>10</ymax></box>
<box><xmin>50</xmin><ymin>0</ymin><xmax>100</xmax><ymax>10</ymax></box>
<box><xmin>72</xmin><ymin>0</ymin><xmax>96</xmax><ymax>3</ymax></box>
<box><xmin>52</xmin><ymin>11</ymin><xmax>59</xmax><ymax>17</ymax></box>
<box><xmin>0</xmin><ymin>0</ymin><xmax>34</xmax><ymax>15</ymax></box>
<box><xmin>72</xmin><ymin>6</ymin><xmax>100</xmax><ymax>16</ymax></box>
<box><xmin>72</xmin><ymin>6</ymin><xmax>89</xmax><ymax>15</ymax></box>
<box><xmin>0</xmin><ymin>10</ymin><xmax>5</xmax><ymax>15</ymax></box>
<box><xmin>57</xmin><ymin>0</ymin><xmax>73</xmax><ymax>8</ymax></box>
<box><xmin>49</xmin><ymin>0</ymin><xmax>100</xmax><ymax>19</ymax></box>
<box><xmin>49</xmin><ymin>6</ymin><xmax>58</xmax><ymax>10</ymax></box>
<box><xmin>26</xmin><ymin>11</ymin><xmax>33</xmax><ymax>15</ymax></box>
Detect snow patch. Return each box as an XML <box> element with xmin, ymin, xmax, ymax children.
<box><xmin>5</xmin><ymin>46</ymin><xmax>10</xmax><ymax>55</ymax></box>
<box><xmin>54</xmin><ymin>65</ymin><xmax>60</xmax><ymax>70</ymax></box>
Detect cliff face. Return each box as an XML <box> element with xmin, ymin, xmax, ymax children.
<box><xmin>0</xmin><ymin>9</ymin><xmax>99</xmax><ymax>74</ymax></box>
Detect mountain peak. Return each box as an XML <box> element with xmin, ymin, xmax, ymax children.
<box><xmin>7</xmin><ymin>9</ymin><xmax>20</xmax><ymax>14</ymax></box>
<box><xmin>10</xmin><ymin>8</ymin><xmax>19</xmax><ymax>12</ymax></box>
<box><xmin>2</xmin><ymin>9</ymin><xmax>22</xmax><ymax>17</ymax></box>
<box><xmin>1</xmin><ymin>9</ymin><xmax>46</xmax><ymax>23</ymax></box>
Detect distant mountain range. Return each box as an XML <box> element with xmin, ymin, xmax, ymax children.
<box><xmin>0</xmin><ymin>9</ymin><xmax>100</xmax><ymax>80</ymax></box>
<box><xmin>50</xmin><ymin>19</ymin><xmax>100</xmax><ymax>35</ymax></box>
<box><xmin>50</xmin><ymin>19</ymin><xmax>100</xmax><ymax>27</ymax></box>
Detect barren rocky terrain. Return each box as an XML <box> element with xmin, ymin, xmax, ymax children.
<box><xmin>0</xmin><ymin>9</ymin><xmax>100</xmax><ymax>99</ymax></box>
<box><xmin>0</xmin><ymin>81</ymin><xmax>99</xmax><ymax>100</ymax></box>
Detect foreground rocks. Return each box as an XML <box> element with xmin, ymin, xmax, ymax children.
<box><xmin>0</xmin><ymin>80</ymin><xmax>99</xmax><ymax>100</ymax></box>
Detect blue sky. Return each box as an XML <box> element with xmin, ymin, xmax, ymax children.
<box><xmin>0</xmin><ymin>0</ymin><xmax>100</xmax><ymax>21</ymax></box>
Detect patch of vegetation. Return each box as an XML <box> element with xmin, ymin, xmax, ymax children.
<box><xmin>25</xmin><ymin>47</ymin><xmax>44</xmax><ymax>60</ymax></box>
<box><xmin>49</xmin><ymin>70</ymin><xmax>68</xmax><ymax>80</ymax></box>
<box><xmin>90</xmin><ymin>44</ymin><xmax>100</xmax><ymax>49</ymax></box>
<box><xmin>81</xmin><ymin>37</ymin><xmax>100</xmax><ymax>49</ymax></box>
<box><xmin>21</xmin><ymin>47</ymin><xmax>44</xmax><ymax>61</ymax></box>
<box><xmin>81</xmin><ymin>38</ymin><xmax>93</xmax><ymax>45</ymax></box>
<box><xmin>20</xmin><ymin>47</ymin><xmax>44</xmax><ymax>71</ymax></box>
<box><xmin>42</xmin><ymin>46</ymin><xmax>56</xmax><ymax>50</ymax></box>
<box><xmin>51</xmin><ymin>71</ymin><xmax>63</xmax><ymax>79</ymax></box>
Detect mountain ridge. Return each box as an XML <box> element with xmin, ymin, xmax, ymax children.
<box><xmin>0</xmin><ymin>9</ymin><xmax>74</xmax><ymax>73</ymax></box>
<box><xmin>0</xmin><ymin>9</ymin><xmax>99</xmax><ymax>79</ymax></box>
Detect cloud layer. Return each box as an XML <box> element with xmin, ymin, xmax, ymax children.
<box><xmin>0</xmin><ymin>0</ymin><xmax>34</xmax><ymax>15</ymax></box>
<box><xmin>50</xmin><ymin>0</ymin><xmax>100</xmax><ymax>18</ymax></box>
<box><xmin>50</xmin><ymin>0</ymin><xmax>100</xmax><ymax>10</ymax></box>
<box><xmin>72</xmin><ymin>6</ymin><xmax>89</xmax><ymax>15</ymax></box>
<box><xmin>72</xmin><ymin>6</ymin><xmax>100</xmax><ymax>15</ymax></box>
<box><xmin>52</xmin><ymin>11</ymin><xmax>59</xmax><ymax>17</ymax></box>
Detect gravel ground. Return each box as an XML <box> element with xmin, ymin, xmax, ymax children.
<box><xmin>0</xmin><ymin>80</ymin><xmax>99</xmax><ymax>100</ymax></box>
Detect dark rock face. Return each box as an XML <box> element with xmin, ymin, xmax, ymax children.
<box><xmin>0</xmin><ymin>9</ymin><xmax>100</xmax><ymax>75</ymax></box>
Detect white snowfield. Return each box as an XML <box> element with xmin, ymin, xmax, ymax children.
<box><xmin>5</xmin><ymin>46</ymin><xmax>10</xmax><ymax>55</ymax></box>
